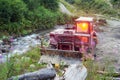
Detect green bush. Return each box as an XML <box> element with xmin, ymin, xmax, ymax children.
<box><xmin>40</xmin><ymin>0</ymin><xmax>59</xmax><ymax>11</ymax></box>
<box><xmin>56</xmin><ymin>12</ymin><xmax>73</xmax><ymax>25</ymax></box>
<box><xmin>22</xmin><ymin>0</ymin><xmax>40</xmax><ymax>11</ymax></box>
<box><xmin>74</xmin><ymin>0</ymin><xmax>117</xmax><ymax>16</ymax></box>
<box><xmin>110</xmin><ymin>0</ymin><xmax>120</xmax><ymax>8</ymax></box>
<box><xmin>0</xmin><ymin>0</ymin><xmax>74</xmax><ymax>37</ymax></box>
<box><xmin>0</xmin><ymin>0</ymin><xmax>27</xmax><ymax>24</ymax></box>
<box><xmin>65</xmin><ymin>0</ymin><xmax>75</xmax><ymax>4</ymax></box>
<box><xmin>0</xmin><ymin>0</ymin><xmax>71</xmax><ymax>36</ymax></box>
<box><xmin>0</xmin><ymin>47</ymin><xmax>46</xmax><ymax>80</ymax></box>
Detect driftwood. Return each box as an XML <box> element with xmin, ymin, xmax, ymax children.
<box><xmin>97</xmin><ymin>71</ymin><xmax>120</xmax><ymax>77</ymax></box>
<box><xmin>8</xmin><ymin>68</ymin><xmax>56</xmax><ymax>80</ymax></box>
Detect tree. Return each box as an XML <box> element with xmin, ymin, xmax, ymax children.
<box><xmin>0</xmin><ymin>0</ymin><xmax>27</xmax><ymax>24</ymax></box>
<box><xmin>65</xmin><ymin>0</ymin><xmax>75</xmax><ymax>4</ymax></box>
<box><xmin>22</xmin><ymin>0</ymin><xmax>40</xmax><ymax>11</ymax></box>
<box><xmin>10</xmin><ymin>0</ymin><xmax>27</xmax><ymax>22</ymax></box>
<box><xmin>40</xmin><ymin>0</ymin><xmax>59</xmax><ymax>11</ymax></box>
<box><xmin>0</xmin><ymin>0</ymin><xmax>12</xmax><ymax>24</ymax></box>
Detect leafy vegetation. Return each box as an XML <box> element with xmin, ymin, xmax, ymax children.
<box><xmin>0</xmin><ymin>47</ymin><xmax>46</xmax><ymax>80</ymax></box>
<box><xmin>64</xmin><ymin>0</ymin><xmax>119</xmax><ymax>18</ymax></box>
<box><xmin>110</xmin><ymin>0</ymin><xmax>120</xmax><ymax>9</ymax></box>
<box><xmin>40</xmin><ymin>0</ymin><xmax>59</xmax><ymax>11</ymax></box>
<box><xmin>74</xmin><ymin>0</ymin><xmax>114</xmax><ymax>14</ymax></box>
<box><xmin>60</xmin><ymin>0</ymin><xmax>76</xmax><ymax>13</ymax></box>
<box><xmin>65</xmin><ymin>0</ymin><xmax>75</xmax><ymax>4</ymax></box>
<box><xmin>84</xmin><ymin>60</ymin><xmax>115</xmax><ymax>80</ymax></box>
<box><xmin>0</xmin><ymin>0</ymin><xmax>71</xmax><ymax>37</ymax></box>
<box><xmin>0</xmin><ymin>0</ymin><xmax>27</xmax><ymax>24</ymax></box>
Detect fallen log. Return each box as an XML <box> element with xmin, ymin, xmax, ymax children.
<box><xmin>8</xmin><ymin>68</ymin><xmax>56</xmax><ymax>80</ymax></box>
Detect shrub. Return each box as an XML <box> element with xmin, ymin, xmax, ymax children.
<box><xmin>0</xmin><ymin>47</ymin><xmax>46</xmax><ymax>80</ymax></box>
<box><xmin>65</xmin><ymin>0</ymin><xmax>75</xmax><ymax>4</ymax></box>
<box><xmin>40</xmin><ymin>0</ymin><xmax>59</xmax><ymax>11</ymax></box>
<box><xmin>0</xmin><ymin>0</ymin><xmax>27</xmax><ymax>24</ymax></box>
<box><xmin>74</xmin><ymin>0</ymin><xmax>117</xmax><ymax>16</ymax></box>
<box><xmin>110</xmin><ymin>0</ymin><xmax>120</xmax><ymax>8</ymax></box>
<box><xmin>0</xmin><ymin>0</ymin><xmax>62</xmax><ymax>36</ymax></box>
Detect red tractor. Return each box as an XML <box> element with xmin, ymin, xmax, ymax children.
<box><xmin>40</xmin><ymin>17</ymin><xmax>98</xmax><ymax>59</ymax></box>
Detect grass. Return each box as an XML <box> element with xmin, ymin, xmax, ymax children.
<box><xmin>0</xmin><ymin>47</ymin><xmax>46</xmax><ymax>80</ymax></box>
<box><xmin>0</xmin><ymin>46</ymin><xmax>116</xmax><ymax>80</ymax></box>
<box><xmin>59</xmin><ymin>0</ymin><xmax>99</xmax><ymax>17</ymax></box>
<box><xmin>60</xmin><ymin>0</ymin><xmax>120</xmax><ymax>19</ymax></box>
<box><xmin>59</xmin><ymin>0</ymin><xmax>75</xmax><ymax>14</ymax></box>
<box><xmin>84</xmin><ymin>60</ymin><xmax>115</xmax><ymax>80</ymax></box>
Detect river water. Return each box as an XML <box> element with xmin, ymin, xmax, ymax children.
<box><xmin>0</xmin><ymin>25</ymin><xmax>66</xmax><ymax>63</ymax></box>
<box><xmin>0</xmin><ymin>33</ymin><xmax>40</xmax><ymax>63</ymax></box>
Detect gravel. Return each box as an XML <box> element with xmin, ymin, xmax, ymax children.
<box><xmin>95</xmin><ymin>20</ymin><xmax>120</xmax><ymax>72</ymax></box>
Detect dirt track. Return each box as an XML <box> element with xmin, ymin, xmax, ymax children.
<box><xmin>96</xmin><ymin>20</ymin><xmax>120</xmax><ymax>71</ymax></box>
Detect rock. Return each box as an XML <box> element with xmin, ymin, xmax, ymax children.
<box><xmin>8</xmin><ymin>68</ymin><xmax>56</xmax><ymax>80</ymax></box>
<box><xmin>96</xmin><ymin>18</ymin><xmax>107</xmax><ymax>26</ymax></box>
<box><xmin>63</xmin><ymin>63</ymin><xmax>87</xmax><ymax>80</ymax></box>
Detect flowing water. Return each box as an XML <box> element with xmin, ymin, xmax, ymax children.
<box><xmin>0</xmin><ymin>25</ymin><xmax>65</xmax><ymax>63</ymax></box>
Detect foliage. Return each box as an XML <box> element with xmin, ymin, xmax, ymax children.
<box><xmin>110</xmin><ymin>0</ymin><xmax>120</xmax><ymax>8</ymax></box>
<box><xmin>40</xmin><ymin>0</ymin><xmax>59</xmax><ymax>11</ymax></box>
<box><xmin>84</xmin><ymin>60</ymin><xmax>113</xmax><ymax>80</ymax></box>
<box><xmin>0</xmin><ymin>47</ymin><xmax>46</xmax><ymax>80</ymax></box>
<box><xmin>22</xmin><ymin>0</ymin><xmax>40</xmax><ymax>11</ymax></box>
<box><xmin>60</xmin><ymin>0</ymin><xmax>76</xmax><ymax>13</ymax></box>
<box><xmin>31</xmin><ymin>7</ymin><xmax>58</xmax><ymax>29</ymax></box>
<box><xmin>74</xmin><ymin>0</ymin><xmax>118</xmax><ymax>16</ymax></box>
<box><xmin>0</xmin><ymin>0</ymin><xmax>27</xmax><ymax>24</ymax></box>
<box><xmin>0</xmin><ymin>0</ymin><xmax>71</xmax><ymax>37</ymax></box>
<box><xmin>54</xmin><ymin>11</ymin><xmax>71</xmax><ymax>25</ymax></box>
<box><xmin>65</xmin><ymin>0</ymin><xmax>75</xmax><ymax>4</ymax></box>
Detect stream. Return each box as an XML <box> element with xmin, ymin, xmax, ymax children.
<box><xmin>0</xmin><ymin>25</ymin><xmax>65</xmax><ymax>63</ymax></box>
<box><xmin>0</xmin><ymin>33</ymin><xmax>41</xmax><ymax>63</ymax></box>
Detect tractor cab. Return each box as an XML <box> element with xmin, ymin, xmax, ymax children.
<box><xmin>75</xmin><ymin>17</ymin><xmax>94</xmax><ymax>34</ymax></box>
<box><xmin>73</xmin><ymin>17</ymin><xmax>97</xmax><ymax>46</ymax></box>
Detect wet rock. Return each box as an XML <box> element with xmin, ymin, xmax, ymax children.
<box><xmin>0</xmin><ymin>44</ymin><xmax>11</xmax><ymax>53</ymax></box>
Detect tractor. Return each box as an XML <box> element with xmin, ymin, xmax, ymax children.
<box><xmin>40</xmin><ymin>17</ymin><xmax>98</xmax><ymax>59</ymax></box>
